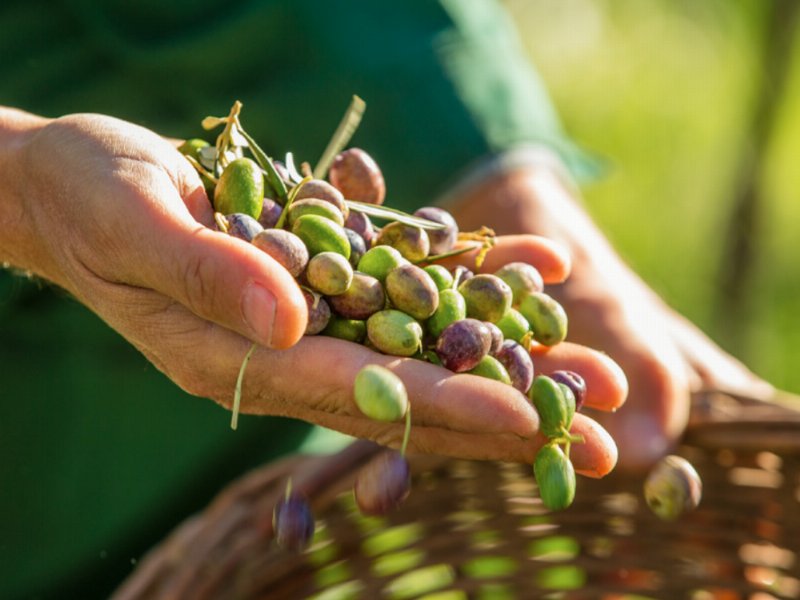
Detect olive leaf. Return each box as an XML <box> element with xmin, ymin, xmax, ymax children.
<box><xmin>314</xmin><ymin>95</ymin><xmax>366</xmax><ymax>180</ymax></box>
<box><xmin>346</xmin><ymin>201</ymin><xmax>447</xmax><ymax>230</ymax></box>
<box><xmin>234</xmin><ymin>126</ymin><xmax>289</xmax><ymax>205</ymax></box>
<box><xmin>284</xmin><ymin>152</ymin><xmax>304</xmax><ymax>185</ymax></box>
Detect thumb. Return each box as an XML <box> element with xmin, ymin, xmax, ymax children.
<box><xmin>135</xmin><ymin>207</ymin><xmax>308</xmax><ymax>350</ymax></box>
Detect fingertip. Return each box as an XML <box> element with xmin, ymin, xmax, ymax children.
<box><xmin>570</xmin><ymin>416</ymin><xmax>618</xmax><ymax>478</ymax></box>
<box><xmin>266</xmin><ymin>277</ymin><xmax>308</xmax><ymax>349</ymax></box>
<box><xmin>531</xmin><ymin>342</ymin><xmax>629</xmax><ymax>412</ymax></box>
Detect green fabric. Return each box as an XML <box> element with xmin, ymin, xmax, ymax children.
<box><xmin>0</xmin><ymin>1</ymin><xmax>589</xmax><ymax>598</ymax></box>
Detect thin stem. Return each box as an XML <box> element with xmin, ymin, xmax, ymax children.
<box><xmin>400</xmin><ymin>405</ymin><xmax>412</xmax><ymax>457</ymax></box>
<box><xmin>231</xmin><ymin>343</ymin><xmax>257</xmax><ymax>430</ymax></box>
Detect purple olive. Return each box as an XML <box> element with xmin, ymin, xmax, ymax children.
<box><xmin>223</xmin><ymin>213</ymin><xmax>263</xmax><ymax>242</ymax></box>
<box><xmin>550</xmin><ymin>370</ymin><xmax>587</xmax><ymax>411</ymax></box>
<box><xmin>258</xmin><ymin>197</ymin><xmax>283</xmax><ymax>229</ymax></box>
<box><xmin>328</xmin><ymin>272</ymin><xmax>385</xmax><ymax>320</ymax></box>
<box><xmin>344</xmin><ymin>227</ymin><xmax>367</xmax><ymax>268</ymax></box>
<box><xmin>329</xmin><ymin>148</ymin><xmax>386</xmax><ymax>205</ymax></box>
<box><xmin>435</xmin><ymin>318</ymin><xmax>492</xmax><ymax>373</ymax></box>
<box><xmin>485</xmin><ymin>322</ymin><xmax>504</xmax><ymax>356</ymax></box>
<box><xmin>354</xmin><ymin>450</ymin><xmax>411</xmax><ymax>516</ymax></box>
<box><xmin>413</xmin><ymin>206</ymin><xmax>459</xmax><ymax>255</ymax></box>
<box><xmin>303</xmin><ymin>290</ymin><xmax>331</xmax><ymax>335</ymax></box>
<box><xmin>273</xmin><ymin>492</ymin><xmax>315</xmax><ymax>552</ymax></box>
<box><xmin>344</xmin><ymin>210</ymin><xmax>376</xmax><ymax>247</ymax></box>
<box><xmin>252</xmin><ymin>229</ymin><xmax>309</xmax><ymax>277</ymax></box>
<box><xmin>495</xmin><ymin>340</ymin><xmax>534</xmax><ymax>394</ymax></box>
<box><xmin>453</xmin><ymin>266</ymin><xmax>474</xmax><ymax>288</ymax></box>
<box><xmin>385</xmin><ymin>264</ymin><xmax>440</xmax><ymax>320</ymax></box>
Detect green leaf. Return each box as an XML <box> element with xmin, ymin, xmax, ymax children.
<box><xmin>346</xmin><ymin>201</ymin><xmax>446</xmax><ymax>230</ymax></box>
<box><xmin>236</xmin><ymin>126</ymin><xmax>289</xmax><ymax>204</ymax></box>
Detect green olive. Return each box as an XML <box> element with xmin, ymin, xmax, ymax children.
<box><xmin>495</xmin><ymin>308</ymin><xmax>531</xmax><ymax>344</ymax></box>
<box><xmin>425</xmin><ymin>288</ymin><xmax>467</xmax><ymax>339</ymax></box>
<box><xmin>213</xmin><ymin>157</ymin><xmax>264</xmax><ymax>220</ymax></box>
<box><xmin>366</xmin><ymin>310</ymin><xmax>424</xmax><ymax>357</ymax></box>
<box><xmin>353</xmin><ymin>364</ymin><xmax>408</xmax><ymax>422</ymax></box>
<box><xmin>518</xmin><ymin>292</ymin><xmax>568</xmax><ymax>346</ymax></box>
<box><xmin>321</xmin><ymin>316</ymin><xmax>367</xmax><ymax>343</ymax></box>
<box><xmin>534</xmin><ymin>443</ymin><xmax>576</xmax><ymax>511</ymax></box>
<box><xmin>529</xmin><ymin>375</ymin><xmax>570</xmax><ymax>439</ymax></box>
<box><xmin>467</xmin><ymin>355</ymin><xmax>511</xmax><ymax>384</ymax></box>
<box><xmin>291</xmin><ymin>214</ymin><xmax>351</xmax><ymax>259</ymax></box>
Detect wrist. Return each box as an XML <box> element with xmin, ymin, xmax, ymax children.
<box><xmin>0</xmin><ymin>108</ymin><xmax>51</xmax><ymax>270</ymax></box>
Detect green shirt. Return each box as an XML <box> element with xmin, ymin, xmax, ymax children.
<box><xmin>0</xmin><ymin>1</ymin><xmax>591</xmax><ymax>597</ymax></box>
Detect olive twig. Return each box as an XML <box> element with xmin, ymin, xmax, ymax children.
<box><xmin>234</xmin><ymin>123</ymin><xmax>289</xmax><ymax>204</ymax></box>
<box><xmin>274</xmin><ymin>175</ymin><xmax>313</xmax><ymax>230</ymax></box>
<box><xmin>313</xmin><ymin>95</ymin><xmax>366</xmax><ymax>180</ymax></box>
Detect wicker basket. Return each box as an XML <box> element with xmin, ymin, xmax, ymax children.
<box><xmin>112</xmin><ymin>391</ymin><xmax>800</xmax><ymax>600</ymax></box>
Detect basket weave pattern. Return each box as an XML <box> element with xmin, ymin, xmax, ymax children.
<box><xmin>113</xmin><ymin>392</ymin><xmax>800</xmax><ymax>600</ymax></box>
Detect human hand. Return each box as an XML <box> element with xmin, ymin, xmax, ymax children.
<box><xmin>446</xmin><ymin>156</ymin><xmax>773</xmax><ymax>470</ymax></box>
<box><xmin>0</xmin><ymin>111</ymin><xmax>625</xmax><ymax>476</ymax></box>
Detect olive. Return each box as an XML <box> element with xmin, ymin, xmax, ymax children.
<box><xmin>644</xmin><ymin>455</ymin><xmax>702</xmax><ymax>520</ymax></box>
<box><xmin>413</xmin><ymin>206</ymin><xmax>458</xmax><ymax>255</ymax></box>
<box><xmin>214</xmin><ymin>157</ymin><xmax>264</xmax><ymax>220</ymax></box>
<box><xmin>293</xmin><ymin>178</ymin><xmax>349</xmax><ymax>220</ymax></box>
<box><xmin>529</xmin><ymin>375</ymin><xmax>572</xmax><ymax>439</ymax></box>
<box><xmin>534</xmin><ymin>444</ymin><xmax>576</xmax><ymax>511</ymax></box>
<box><xmin>495</xmin><ymin>340</ymin><xmax>534</xmax><ymax>394</ymax></box>
<box><xmin>291</xmin><ymin>214</ymin><xmax>351</xmax><ymax>259</ymax></box>
<box><xmin>458</xmin><ymin>274</ymin><xmax>513</xmax><ymax>323</ymax></box>
<box><xmin>518</xmin><ymin>292</ymin><xmax>568</xmax><ymax>346</ymax></box>
<box><xmin>354</xmin><ymin>451</ymin><xmax>411</xmax><ymax>516</ymax></box>
<box><xmin>258</xmin><ymin>197</ymin><xmax>283</xmax><ymax>229</ymax></box>
<box><xmin>550</xmin><ymin>370</ymin><xmax>587</xmax><ymax>412</ymax></box>
<box><xmin>425</xmin><ymin>288</ymin><xmax>467</xmax><ymax>339</ymax></box>
<box><xmin>435</xmin><ymin>318</ymin><xmax>492</xmax><ymax>372</ymax></box>
<box><xmin>366</xmin><ymin>310</ymin><xmax>424</xmax><ymax>357</ymax></box>
<box><xmin>273</xmin><ymin>492</ymin><xmax>315</xmax><ymax>552</ymax></box>
<box><xmin>252</xmin><ymin>228</ymin><xmax>309</xmax><ymax>278</ymax></box>
<box><xmin>328</xmin><ymin>272</ymin><xmax>385</xmax><ymax>320</ymax></box>
<box><xmin>286</xmin><ymin>198</ymin><xmax>345</xmax><ymax>228</ymax></box>
<box><xmin>306</xmin><ymin>252</ymin><xmax>354</xmax><ymax>296</ymax></box>
<box><xmin>223</xmin><ymin>213</ymin><xmax>263</xmax><ymax>242</ymax></box>
<box><xmin>375</xmin><ymin>222</ymin><xmax>430</xmax><ymax>263</ymax></box>
<box><xmin>385</xmin><ymin>264</ymin><xmax>439</xmax><ymax>321</ymax></box>
<box><xmin>353</xmin><ymin>364</ymin><xmax>408</xmax><ymax>422</ymax></box>
<box><xmin>495</xmin><ymin>308</ymin><xmax>531</xmax><ymax>344</ymax></box>
<box><xmin>467</xmin><ymin>355</ymin><xmax>511</xmax><ymax>384</ymax></box>
<box><xmin>321</xmin><ymin>316</ymin><xmax>367</xmax><ymax>343</ymax></box>
<box><xmin>329</xmin><ymin>148</ymin><xmax>386</xmax><ymax>205</ymax></box>
<box><xmin>494</xmin><ymin>262</ymin><xmax>544</xmax><ymax>306</ymax></box>
<box><xmin>423</xmin><ymin>264</ymin><xmax>454</xmax><ymax>291</ymax></box>
<box><xmin>302</xmin><ymin>290</ymin><xmax>331</xmax><ymax>335</ymax></box>
<box><xmin>357</xmin><ymin>245</ymin><xmax>407</xmax><ymax>284</ymax></box>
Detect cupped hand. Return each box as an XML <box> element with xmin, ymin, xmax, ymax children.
<box><xmin>447</xmin><ymin>160</ymin><xmax>773</xmax><ymax>470</ymax></box>
<box><xmin>3</xmin><ymin>112</ymin><xmax>626</xmax><ymax>477</ymax></box>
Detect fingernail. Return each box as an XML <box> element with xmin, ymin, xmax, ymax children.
<box><xmin>241</xmin><ymin>282</ymin><xmax>277</xmax><ymax>346</ymax></box>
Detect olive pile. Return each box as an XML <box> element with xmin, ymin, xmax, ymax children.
<box><xmin>181</xmin><ymin>100</ymin><xmax>590</xmax><ymax>551</ymax></box>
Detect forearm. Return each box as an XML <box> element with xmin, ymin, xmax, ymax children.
<box><xmin>0</xmin><ymin>107</ymin><xmax>51</xmax><ymax>271</ymax></box>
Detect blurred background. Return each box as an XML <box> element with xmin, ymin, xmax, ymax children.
<box><xmin>505</xmin><ymin>0</ymin><xmax>800</xmax><ymax>394</ymax></box>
